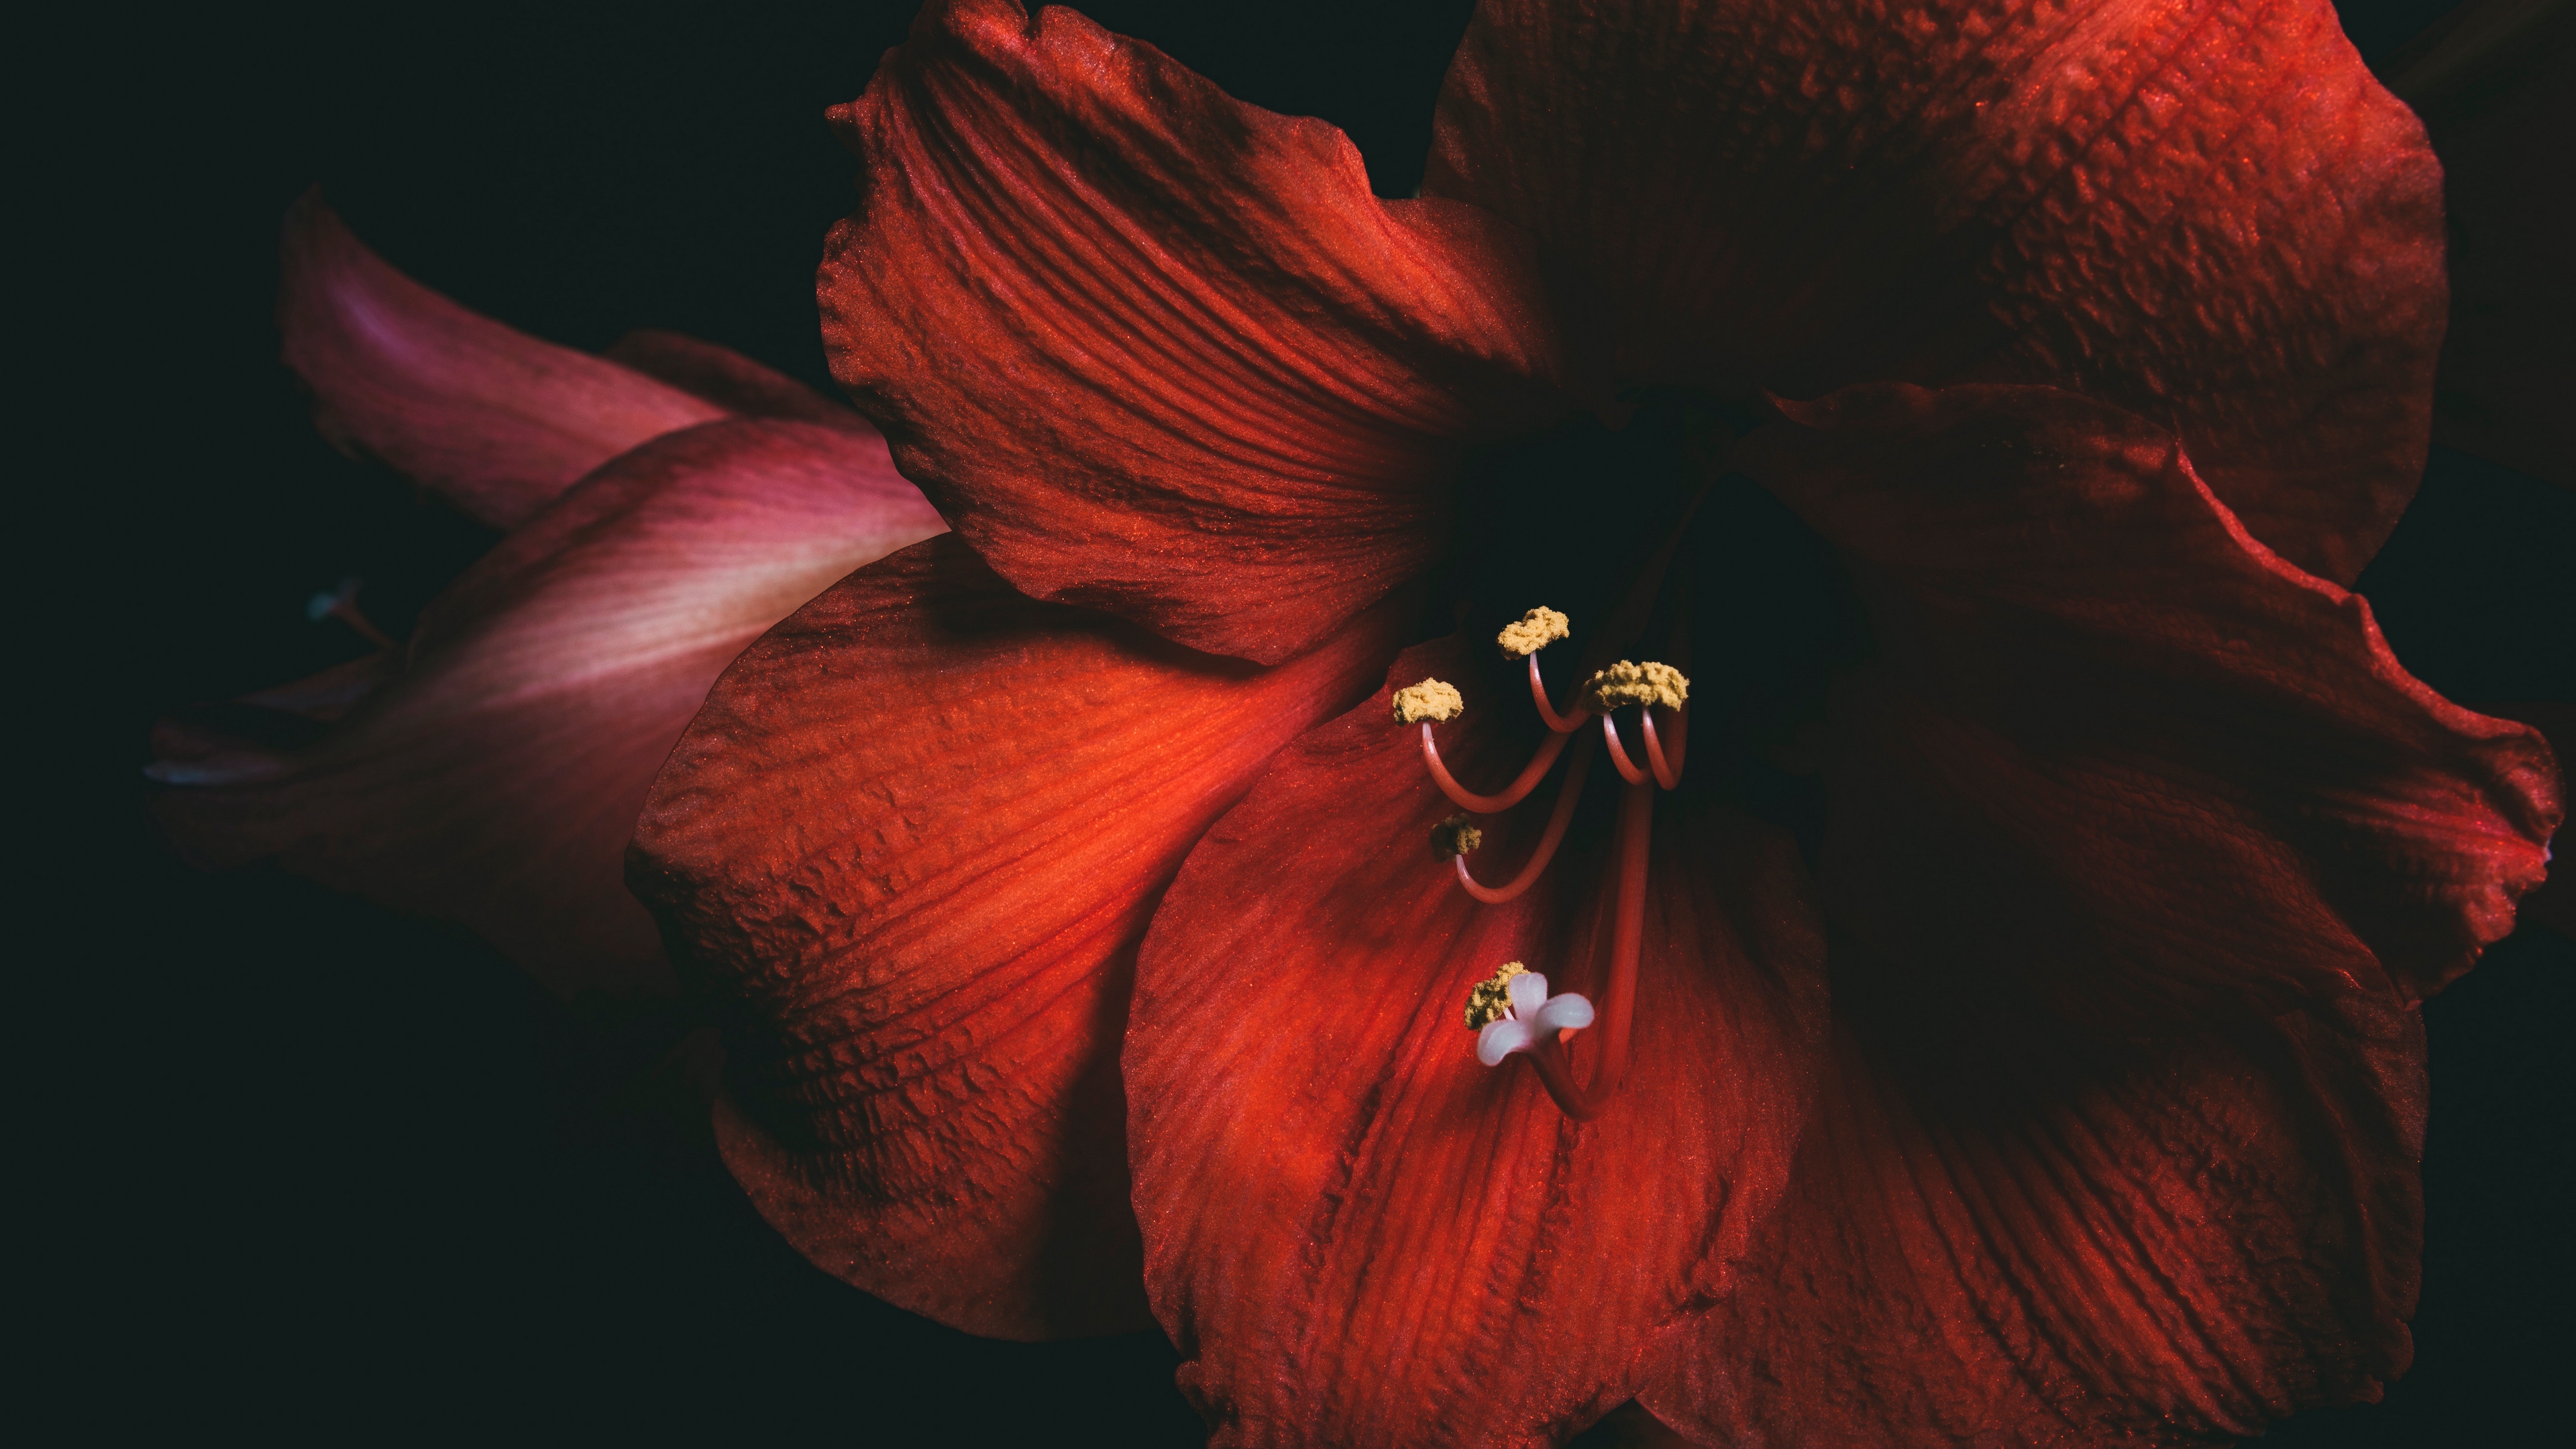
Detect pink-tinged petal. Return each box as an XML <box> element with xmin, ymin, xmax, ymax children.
<box><xmin>1429</xmin><ymin>0</ymin><xmax>2446</xmax><ymax>583</ymax></box>
<box><xmin>1647</xmin><ymin>983</ymin><xmax>2428</xmax><ymax>1446</ymax></box>
<box><xmin>1732</xmin><ymin>382</ymin><xmax>2560</xmax><ymax>1014</ymax></box>
<box><xmin>150</xmin><ymin>418</ymin><xmax>943</xmax><ymax>1002</ymax></box>
<box><xmin>820</xmin><ymin>0</ymin><xmax>1572</xmax><ymax>663</ymax></box>
<box><xmin>626</xmin><ymin>535</ymin><xmax>1406</xmax><ymax>1339</ymax></box>
<box><xmin>2383</xmin><ymin>0</ymin><xmax>2576</xmax><ymax>487</ymax></box>
<box><xmin>602</xmin><ymin>328</ymin><xmax>873</xmax><ymax>432</ymax></box>
<box><xmin>279</xmin><ymin>191</ymin><xmax>727</xmax><ymax>529</ymax></box>
<box><xmin>1126</xmin><ymin>637</ymin><xmax>1829</xmax><ymax>1446</ymax></box>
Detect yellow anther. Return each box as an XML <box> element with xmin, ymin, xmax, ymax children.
<box><xmin>1430</xmin><ymin>813</ymin><xmax>1483</xmax><ymax>860</ymax></box>
<box><xmin>1496</xmin><ymin>606</ymin><xmax>1570</xmax><ymax>658</ymax></box>
<box><xmin>1464</xmin><ymin>961</ymin><xmax>1529</xmax><ymax>1031</ymax></box>
<box><xmin>1391</xmin><ymin>678</ymin><xmax>1464</xmax><ymax>724</ymax></box>
<box><xmin>1582</xmin><ymin>659</ymin><xmax>1689</xmax><ymax>712</ymax></box>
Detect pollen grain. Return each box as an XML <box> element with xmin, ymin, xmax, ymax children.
<box><xmin>1497</xmin><ymin>606</ymin><xmax>1570</xmax><ymax>657</ymax></box>
<box><xmin>1582</xmin><ymin>659</ymin><xmax>1689</xmax><ymax>712</ymax></box>
<box><xmin>1391</xmin><ymin>678</ymin><xmax>1464</xmax><ymax>724</ymax></box>
<box><xmin>1464</xmin><ymin>961</ymin><xmax>1529</xmax><ymax>1031</ymax></box>
<box><xmin>1431</xmin><ymin>813</ymin><xmax>1483</xmax><ymax>859</ymax></box>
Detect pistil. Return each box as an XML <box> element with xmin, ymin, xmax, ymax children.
<box><xmin>1485</xmin><ymin>775</ymin><xmax>1652</xmax><ymax>1122</ymax></box>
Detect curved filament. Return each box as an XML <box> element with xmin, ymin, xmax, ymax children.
<box><xmin>1455</xmin><ymin>731</ymin><xmax>1596</xmax><ymax>904</ymax></box>
<box><xmin>1422</xmin><ymin>721</ymin><xmax>1574</xmax><ymax>814</ymax></box>
<box><xmin>1527</xmin><ymin>654</ymin><xmax>1588</xmax><ymax>735</ymax></box>
<box><xmin>1601</xmin><ymin>712</ymin><xmax>1651</xmax><ymax>787</ymax></box>
<box><xmin>1640</xmin><ymin>706</ymin><xmax>1686</xmax><ymax>790</ymax></box>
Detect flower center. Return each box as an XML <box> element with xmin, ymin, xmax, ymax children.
<box><xmin>1401</xmin><ymin>602</ymin><xmax>1692</xmax><ymax>1122</ymax></box>
<box><xmin>1412</xmin><ymin>398</ymin><xmax>1875</xmax><ymax>1119</ymax></box>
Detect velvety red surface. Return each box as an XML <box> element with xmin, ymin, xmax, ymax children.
<box><xmin>1426</xmin><ymin>0</ymin><xmax>2448</xmax><ymax>586</ymax></box>
<box><xmin>1615</xmin><ymin>380</ymin><xmax>2559</xmax><ymax>1444</ymax></box>
<box><xmin>1651</xmin><ymin>987</ymin><xmax>2430</xmax><ymax>1447</ymax></box>
<box><xmin>628</xmin><ymin>535</ymin><xmax>1405</xmax><ymax>1336</ymax></box>
<box><xmin>1736</xmin><ymin>382</ymin><xmax>2559</xmax><ymax>1014</ymax></box>
<box><xmin>1127</xmin><ymin>636</ymin><xmax>1829</xmax><ymax>1447</ymax></box>
<box><xmin>817</xmin><ymin>0</ymin><xmax>1572</xmax><ymax>663</ymax></box>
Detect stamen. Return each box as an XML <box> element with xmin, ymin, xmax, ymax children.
<box><xmin>1602</xmin><ymin>712</ymin><xmax>1652</xmax><ymax>787</ymax></box>
<box><xmin>1421</xmin><ymin>720</ymin><xmax>1576</xmax><ymax>814</ymax></box>
<box><xmin>1582</xmin><ymin>660</ymin><xmax>1689</xmax><ymax>714</ymax></box>
<box><xmin>1429</xmin><ymin>813</ymin><xmax>1483</xmax><ymax>861</ymax></box>
<box><xmin>1468</xmin><ymin>963</ymin><xmax>1595</xmax><ymax>1067</ymax></box>
<box><xmin>1422</xmin><ymin>474</ymin><xmax>1711</xmax><ymax>1122</ymax></box>
<box><xmin>1527</xmin><ymin>654</ymin><xmax>1588</xmax><ymax>735</ymax></box>
<box><xmin>1391</xmin><ymin>678</ymin><xmax>1464</xmax><ymax>724</ymax></box>
<box><xmin>1495</xmin><ymin>606</ymin><xmax>1570</xmax><ymax>658</ymax></box>
<box><xmin>1455</xmin><ymin>729</ymin><xmax>1596</xmax><ymax>903</ymax></box>
<box><xmin>1463</xmin><ymin>960</ymin><xmax>1528</xmax><ymax>1030</ymax></box>
<box><xmin>1640</xmin><ymin>708</ymin><xmax>1686</xmax><ymax>790</ymax></box>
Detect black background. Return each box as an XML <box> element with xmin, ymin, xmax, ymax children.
<box><xmin>41</xmin><ymin>0</ymin><xmax>2569</xmax><ymax>1440</ymax></box>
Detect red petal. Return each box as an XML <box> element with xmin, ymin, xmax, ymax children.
<box><xmin>149</xmin><ymin>418</ymin><xmax>942</xmax><ymax>1002</ymax></box>
<box><xmin>1732</xmin><ymin>382</ymin><xmax>2560</xmax><ymax>1012</ymax></box>
<box><xmin>601</xmin><ymin>328</ymin><xmax>873</xmax><ymax>433</ymax></box>
<box><xmin>626</xmin><ymin>536</ymin><xmax>1405</xmax><ymax>1338</ymax></box>
<box><xmin>1646</xmin><ymin>984</ymin><xmax>2430</xmax><ymax>1445</ymax></box>
<box><xmin>819</xmin><ymin>0</ymin><xmax>1571</xmax><ymax>663</ymax></box>
<box><xmin>2476</xmin><ymin>702</ymin><xmax>2575</xmax><ymax>941</ymax></box>
<box><xmin>1126</xmin><ymin>637</ymin><xmax>1829</xmax><ymax>1446</ymax></box>
<box><xmin>1428</xmin><ymin>0</ymin><xmax>2446</xmax><ymax>583</ymax></box>
<box><xmin>2384</xmin><ymin>0</ymin><xmax>2576</xmax><ymax>487</ymax></box>
<box><xmin>279</xmin><ymin>191</ymin><xmax>727</xmax><ymax>529</ymax></box>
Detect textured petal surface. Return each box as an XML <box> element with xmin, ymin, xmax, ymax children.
<box><xmin>1648</xmin><ymin>983</ymin><xmax>2430</xmax><ymax>1446</ymax></box>
<box><xmin>2385</xmin><ymin>0</ymin><xmax>2576</xmax><ymax>486</ymax></box>
<box><xmin>820</xmin><ymin>0</ymin><xmax>1571</xmax><ymax>663</ymax></box>
<box><xmin>1428</xmin><ymin>0</ymin><xmax>2447</xmax><ymax>583</ymax></box>
<box><xmin>278</xmin><ymin>192</ymin><xmax>726</xmax><ymax>529</ymax></box>
<box><xmin>627</xmin><ymin>535</ymin><xmax>1405</xmax><ymax>1338</ymax></box>
<box><xmin>150</xmin><ymin>418</ymin><xmax>942</xmax><ymax>1001</ymax></box>
<box><xmin>1733</xmin><ymin>383</ymin><xmax>2560</xmax><ymax>1014</ymax></box>
<box><xmin>1127</xmin><ymin>637</ymin><xmax>1829</xmax><ymax>1447</ymax></box>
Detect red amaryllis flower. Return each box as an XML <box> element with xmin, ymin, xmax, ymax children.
<box><xmin>150</xmin><ymin>0</ymin><xmax>2565</xmax><ymax>1433</ymax></box>
<box><xmin>604</xmin><ymin>1</ymin><xmax>2559</xmax><ymax>1444</ymax></box>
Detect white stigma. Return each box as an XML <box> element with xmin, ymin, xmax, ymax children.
<box><xmin>1474</xmin><ymin>970</ymin><xmax>1596</xmax><ymax>1067</ymax></box>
